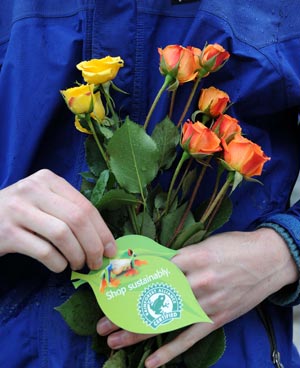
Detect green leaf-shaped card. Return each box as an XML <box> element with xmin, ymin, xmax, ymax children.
<box><xmin>71</xmin><ymin>235</ymin><xmax>211</xmax><ymax>334</ymax></box>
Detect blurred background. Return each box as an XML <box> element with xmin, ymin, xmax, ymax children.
<box><xmin>291</xmin><ymin>174</ymin><xmax>300</xmax><ymax>352</ymax></box>
<box><xmin>295</xmin><ymin>305</ymin><xmax>300</xmax><ymax>352</ymax></box>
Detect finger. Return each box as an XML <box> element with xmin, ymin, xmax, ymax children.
<box><xmin>29</xmin><ymin>170</ymin><xmax>117</xmax><ymax>263</ymax></box>
<box><xmin>34</xmin><ymin>189</ymin><xmax>111</xmax><ymax>269</ymax></box>
<box><xmin>171</xmin><ymin>245</ymin><xmax>200</xmax><ymax>272</ymax></box>
<box><xmin>11</xmin><ymin>227</ymin><xmax>68</xmax><ymax>272</ymax></box>
<box><xmin>145</xmin><ymin>322</ymin><xmax>216</xmax><ymax>368</ymax></box>
<box><xmin>97</xmin><ymin>317</ymin><xmax>119</xmax><ymax>335</ymax></box>
<box><xmin>44</xmin><ymin>170</ymin><xmax>117</xmax><ymax>252</ymax></box>
<box><xmin>17</xmin><ymin>207</ymin><xmax>86</xmax><ymax>270</ymax></box>
<box><xmin>107</xmin><ymin>330</ymin><xmax>154</xmax><ymax>350</ymax></box>
<box><xmin>9</xmin><ymin>183</ymin><xmax>101</xmax><ymax>270</ymax></box>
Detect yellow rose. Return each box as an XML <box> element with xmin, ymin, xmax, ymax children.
<box><xmin>74</xmin><ymin>91</ymin><xmax>105</xmax><ymax>133</ymax></box>
<box><xmin>74</xmin><ymin>116</ymin><xmax>91</xmax><ymax>134</ymax></box>
<box><xmin>91</xmin><ymin>91</ymin><xmax>105</xmax><ymax>122</ymax></box>
<box><xmin>76</xmin><ymin>56</ymin><xmax>124</xmax><ymax>85</ymax></box>
<box><xmin>61</xmin><ymin>84</ymin><xmax>93</xmax><ymax>114</ymax></box>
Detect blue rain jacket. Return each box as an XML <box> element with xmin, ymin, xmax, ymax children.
<box><xmin>0</xmin><ymin>1</ymin><xmax>300</xmax><ymax>367</ymax></box>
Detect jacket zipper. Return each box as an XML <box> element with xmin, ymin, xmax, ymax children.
<box><xmin>257</xmin><ymin>303</ymin><xmax>285</xmax><ymax>368</ymax></box>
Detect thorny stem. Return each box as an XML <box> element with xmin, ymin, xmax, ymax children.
<box><xmin>128</xmin><ymin>205</ymin><xmax>139</xmax><ymax>234</ymax></box>
<box><xmin>204</xmin><ymin>190</ymin><xmax>223</xmax><ymax>231</ymax></box>
<box><xmin>171</xmin><ymin>157</ymin><xmax>193</xmax><ymax>207</ymax></box>
<box><xmin>137</xmin><ymin>338</ymin><xmax>156</xmax><ymax>368</ymax></box>
<box><xmin>166</xmin><ymin>156</ymin><xmax>211</xmax><ymax>248</ymax></box>
<box><xmin>137</xmin><ymin>350</ymin><xmax>152</xmax><ymax>368</ymax></box>
<box><xmin>144</xmin><ymin>74</ymin><xmax>173</xmax><ymax>131</ymax></box>
<box><xmin>101</xmin><ymin>83</ymin><xmax>119</xmax><ymax>124</ymax></box>
<box><xmin>168</xmin><ymin>89</ymin><xmax>177</xmax><ymax>119</ymax></box>
<box><xmin>176</xmin><ymin>76</ymin><xmax>201</xmax><ymax>128</ymax></box>
<box><xmin>165</xmin><ymin>151</ymin><xmax>190</xmax><ymax>214</ymax></box>
<box><xmin>201</xmin><ymin>166</ymin><xmax>223</xmax><ymax>220</ymax></box>
<box><xmin>200</xmin><ymin>172</ymin><xmax>233</xmax><ymax>224</ymax></box>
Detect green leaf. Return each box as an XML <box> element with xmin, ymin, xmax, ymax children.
<box><xmin>181</xmin><ymin>168</ymin><xmax>197</xmax><ymax>201</ymax></box>
<box><xmin>172</xmin><ymin>221</ymin><xmax>206</xmax><ymax>250</ymax></box>
<box><xmin>206</xmin><ymin>197</ymin><xmax>233</xmax><ymax>234</ymax></box>
<box><xmin>101</xmin><ymin>207</ymin><xmax>129</xmax><ymax>238</ymax></box>
<box><xmin>154</xmin><ymin>192</ymin><xmax>167</xmax><ymax>211</ymax></box>
<box><xmin>96</xmin><ymin>189</ymin><xmax>140</xmax><ymax>211</ymax></box>
<box><xmin>80</xmin><ymin>171</ymin><xmax>97</xmax><ymax>181</ymax></box>
<box><xmin>231</xmin><ymin>171</ymin><xmax>243</xmax><ymax>193</ymax></box>
<box><xmin>154</xmin><ymin>191</ymin><xmax>178</xmax><ymax>214</ymax></box>
<box><xmin>90</xmin><ymin>169</ymin><xmax>109</xmax><ymax>207</ymax></box>
<box><xmin>126</xmin><ymin>340</ymin><xmax>154</xmax><ymax>368</ymax></box>
<box><xmin>80</xmin><ymin>175</ymin><xmax>95</xmax><ymax>200</ymax></box>
<box><xmin>183</xmin><ymin>327</ymin><xmax>226</xmax><ymax>368</ymax></box>
<box><xmin>124</xmin><ymin>211</ymin><xmax>156</xmax><ymax>239</ymax></box>
<box><xmin>78</xmin><ymin>116</ymin><xmax>90</xmax><ymax>131</ymax></box>
<box><xmin>55</xmin><ymin>287</ymin><xmax>102</xmax><ymax>336</ymax></box>
<box><xmin>103</xmin><ymin>349</ymin><xmax>127</xmax><ymax>368</ymax></box>
<box><xmin>146</xmin><ymin>184</ymin><xmax>162</xmax><ymax>216</ymax></box>
<box><xmin>159</xmin><ymin>204</ymin><xmax>194</xmax><ymax>246</ymax></box>
<box><xmin>152</xmin><ymin>116</ymin><xmax>180</xmax><ymax>170</ymax></box>
<box><xmin>98</xmin><ymin>124</ymin><xmax>114</xmax><ymax>139</ymax></box>
<box><xmin>85</xmin><ymin>136</ymin><xmax>107</xmax><ymax>176</ymax></box>
<box><xmin>107</xmin><ymin>117</ymin><xmax>159</xmax><ymax>194</ymax></box>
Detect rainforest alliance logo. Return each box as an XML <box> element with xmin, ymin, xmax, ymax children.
<box><xmin>138</xmin><ymin>282</ymin><xmax>182</xmax><ymax>329</ymax></box>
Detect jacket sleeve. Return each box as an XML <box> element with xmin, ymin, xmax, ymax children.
<box><xmin>259</xmin><ymin>209</ymin><xmax>300</xmax><ymax>306</ymax></box>
<box><xmin>257</xmin><ymin>6</ymin><xmax>300</xmax><ymax>306</ymax></box>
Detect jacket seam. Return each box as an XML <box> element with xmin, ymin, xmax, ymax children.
<box><xmin>0</xmin><ymin>5</ymin><xmax>93</xmax><ymax>45</ymax></box>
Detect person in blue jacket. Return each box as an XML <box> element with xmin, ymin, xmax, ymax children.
<box><xmin>0</xmin><ymin>1</ymin><xmax>300</xmax><ymax>367</ymax></box>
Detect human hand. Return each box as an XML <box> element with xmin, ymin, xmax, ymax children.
<box><xmin>97</xmin><ymin>228</ymin><xmax>298</xmax><ymax>367</ymax></box>
<box><xmin>0</xmin><ymin>169</ymin><xmax>116</xmax><ymax>272</ymax></box>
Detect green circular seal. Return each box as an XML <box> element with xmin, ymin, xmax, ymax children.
<box><xmin>138</xmin><ymin>282</ymin><xmax>182</xmax><ymax>329</ymax></box>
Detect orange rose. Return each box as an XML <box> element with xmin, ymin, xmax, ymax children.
<box><xmin>222</xmin><ymin>134</ymin><xmax>270</xmax><ymax>177</ymax></box>
<box><xmin>189</xmin><ymin>46</ymin><xmax>208</xmax><ymax>77</ymax></box>
<box><xmin>158</xmin><ymin>45</ymin><xmax>198</xmax><ymax>84</ymax></box>
<box><xmin>181</xmin><ymin>120</ymin><xmax>222</xmax><ymax>155</ymax></box>
<box><xmin>212</xmin><ymin>114</ymin><xmax>241</xmax><ymax>141</ymax></box>
<box><xmin>198</xmin><ymin>87</ymin><xmax>230</xmax><ymax>118</ymax></box>
<box><xmin>199</xmin><ymin>43</ymin><xmax>230</xmax><ymax>73</ymax></box>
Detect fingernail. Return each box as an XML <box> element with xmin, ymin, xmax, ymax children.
<box><xmin>104</xmin><ymin>241</ymin><xmax>116</xmax><ymax>256</ymax></box>
<box><xmin>97</xmin><ymin>318</ymin><xmax>111</xmax><ymax>335</ymax></box>
<box><xmin>145</xmin><ymin>355</ymin><xmax>160</xmax><ymax>368</ymax></box>
<box><xmin>108</xmin><ymin>334</ymin><xmax>122</xmax><ymax>349</ymax></box>
<box><xmin>91</xmin><ymin>258</ymin><xmax>102</xmax><ymax>270</ymax></box>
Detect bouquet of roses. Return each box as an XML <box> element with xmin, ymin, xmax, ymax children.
<box><xmin>57</xmin><ymin>43</ymin><xmax>270</xmax><ymax>368</ymax></box>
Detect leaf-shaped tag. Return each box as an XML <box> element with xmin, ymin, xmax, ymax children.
<box><xmin>71</xmin><ymin>235</ymin><xmax>211</xmax><ymax>334</ymax></box>
<box><xmin>107</xmin><ymin>118</ymin><xmax>159</xmax><ymax>194</ymax></box>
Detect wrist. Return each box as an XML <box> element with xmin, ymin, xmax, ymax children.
<box><xmin>255</xmin><ymin>227</ymin><xmax>299</xmax><ymax>288</ymax></box>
